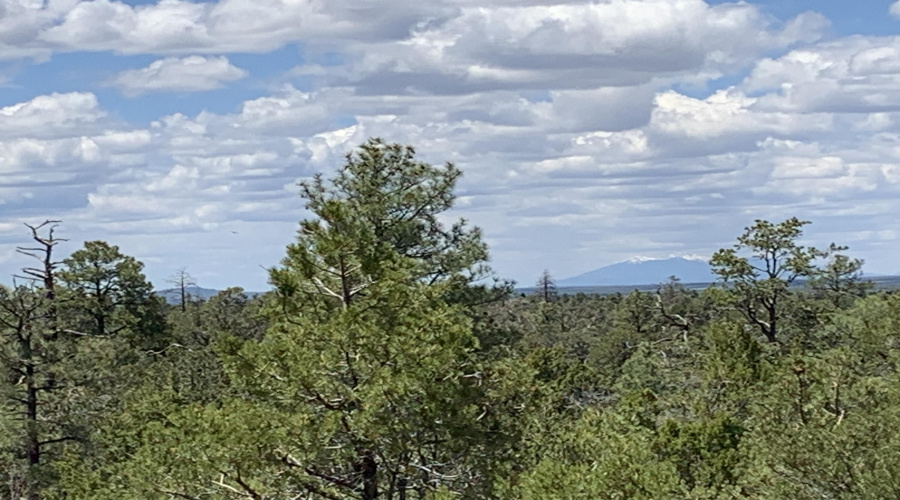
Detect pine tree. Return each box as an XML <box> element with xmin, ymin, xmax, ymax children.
<box><xmin>89</xmin><ymin>140</ymin><xmax>514</xmax><ymax>499</ymax></box>
<box><xmin>710</xmin><ymin>218</ymin><xmax>825</xmax><ymax>343</ymax></box>
<box><xmin>59</xmin><ymin>241</ymin><xmax>166</xmax><ymax>349</ymax></box>
<box><xmin>0</xmin><ymin>223</ymin><xmax>80</xmax><ymax>498</ymax></box>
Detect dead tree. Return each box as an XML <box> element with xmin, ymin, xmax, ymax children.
<box><xmin>167</xmin><ymin>267</ymin><xmax>198</xmax><ymax>313</ymax></box>
<box><xmin>0</xmin><ymin>221</ymin><xmax>74</xmax><ymax>500</ymax></box>
<box><xmin>535</xmin><ymin>270</ymin><xmax>557</xmax><ymax>303</ymax></box>
<box><xmin>16</xmin><ymin>220</ymin><xmax>65</xmax><ymax>322</ymax></box>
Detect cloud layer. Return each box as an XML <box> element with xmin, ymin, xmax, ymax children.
<box><xmin>1</xmin><ymin>0</ymin><xmax>899</xmax><ymax>288</ymax></box>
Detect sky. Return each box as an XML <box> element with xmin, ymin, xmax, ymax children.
<box><xmin>2</xmin><ymin>0</ymin><xmax>900</xmax><ymax>291</ymax></box>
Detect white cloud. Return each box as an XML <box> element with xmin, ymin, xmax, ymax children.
<box><xmin>1</xmin><ymin>0</ymin><xmax>826</xmax><ymax>71</ymax></box>
<box><xmin>3</xmin><ymin>2</ymin><xmax>900</xmax><ymax>287</ymax></box>
<box><xmin>335</xmin><ymin>1</ymin><xmax>826</xmax><ymax>94</ymax></box>
<box><xmin>0</xmin><ymin>0</ymin><xmax>449</xmax><ymax>57</ymax></box>
<box><xmin>0</xmin><ymin>92</ymin><xmax>105</xmax><ymax>139</ymax></box>
<box><xmin>891</xmin><ymin>1</ymin><xmax>900</xmax><ymax>17</ymax></box>
<box><xmin>743</xmin><ymin>37</ymin><xmax>900</xmax><ymax>113</ymax></box>
<box><xmin>648</xmin><ymin>89</ymin><xmax>834</xmax><ymax>148</ymax></box>
<box><xmin>110</xmin><ymin>56</ymin><xmax>247</xmax><ymax>95</ymax></box>
<box><xmin>0</xmin><ymin>92</ymin><xmax>154</xmax><ymax>231</ymax></box>
<box><xmin>0</xmin><ymin>0</ymin><xmax>71</xmax><ymax>59</ymax></box>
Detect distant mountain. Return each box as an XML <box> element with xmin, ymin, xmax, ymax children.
<box><xmin>156</xmin><ymin>286</ymin><xmax>222</xmax><ymax>304</ymax></box>
<box><xmin>558</xmin><ymin>256</ymin><xmax>716</xmax><ymax>287</ymax></box>
<box><xmin>156</xmin><ymin>286</ymin><xmax>264</xmax><ymax>304</ymax></box>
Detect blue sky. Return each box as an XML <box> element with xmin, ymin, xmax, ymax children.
<box><xmin>1</xmin><ymin>0</ymin><xmax>900</xmax><ymax>290</ymax></box>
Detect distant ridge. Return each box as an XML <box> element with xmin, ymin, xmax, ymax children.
<box><xmin>156</xmin><ymin>286</ymin><xmax>264</xmax><ymax>304</ymax></box>
<box><xmin>558</xmin><ymin>256</ymin><xmax>715</xmax><ymax>287</ymax></box>
<box><xmin>156</xmin><ymin>286</ymin><xmax>223</xmax><ymax>304</ymax></box>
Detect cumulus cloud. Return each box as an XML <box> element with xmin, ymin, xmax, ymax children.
<box><xmin>0</xmin><ymin>92</ymin><xmax>106</xmax><ymax>139</ymax></box>
<box><xmin>109</xmin><ymin>56</ymin><xmax>247</xmax><ymax>95</ymax></box>
<box><xmin>70</xmin><ymin>60</ymin><xmax>896</xmax><ymax>282</ymax></box>
<box><xmin>0</xmin><ymin>93</ymin><xmax>154</xmax><ymax>232</ymax></box>
<box><xmin>742</xmin><ymin>37</ymin><xmax>900</xmax><ymax>114</ymax></box>
<box><xmin>2</xmin><ymin>1</ymin><xmax>900</xmax><ymax>287</ymax></box>
<box><xmin>0</xmin><ymin>0</ymin><xmax>70</xmax><ymax>59</ymax></box>
<box><xmin>0</xmin><ymin>0</ymin><xmax>450</xmax><ymax>57</ymax></box>
<box><xmin>891</xmin><ymin>1</ymin><xmax>900</xmax><ymax>17</ymax></box>
<box><xmin>1</xmin><ymin>0</ymin><xmax>826</xmax><ymax>65</ymax></box>
<box><xmin>331</xmin><ymin>1</ymin><xmax>827</xmax><ymax>94</ymax></box>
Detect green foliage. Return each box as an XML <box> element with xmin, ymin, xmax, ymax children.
<box><xmin>509</xmin><ymin>407</ymin><xmax>683</xmax><ymax>499</ymax></box>
<box><xmin>295</xmin><ymin>138</ymin><xmax>491</xmax><ymax>288</ymax></box>
<box><xmin>710</xmin><ymin>218</ymin><xmax>825</xmax><ymax>343</ymax></box>
<box><xmin>654</xmin><ymin>416</ymin><xmax>746</xmax><ymax>494</ymax></box>
<box><xmin>0</xmin><ymin>284</ymin><xmax>64</xmax><ymax>497</ymax></box>
<box><xmin>223</xmin><ymin>277</ymin><xmax>492</xmax><ymax>497</ymax></box>
<box><xmin>0</xmin><ymin>234</ymin><xmax>156</xmax><ymax>499</ymax></box>
<box><xmin>808</xmin><ymin>243</ymin><xmax>872</xmax><ymax>310</ymax></box>
<box><xmin>222</xmin><ymin>140</ymin><xmax>513</xmax><ymax>498</ymax></box>
<box><xmin>742</xmin><ymin>345</ymin><xmax>900</xmax><ymax>499</ymax></box>
<box><xmin>700</xmin><ymin>321</ymin><xmax>764</xmax><ymax>400</ymax></box>
<box><xmin>66</xmin><ymin>140</ymin><xmax>518</xmax><ymax>500</ymax></box>
<box><xmin>201</xmin><ymin>287</ymin><xmax>267</xmax><ymax>341</ymax></box>
<box><xmin>59</xmin><ymin>240</ymin><xmax>164</xmax><ymax>345</ymax></box>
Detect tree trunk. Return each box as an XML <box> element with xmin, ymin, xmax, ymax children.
<box><xmin>398</xmin><ymin>477</ymin><xmax>407</xmax><ymax>500</ymax></box>
<box><xmin>22</xmin><ymin>337</ymin><xmax>40</xmax><ymax>500</ymax></box>
<box><xmin>360</xmin><ymin>450</ymin><xmax>377</xmax><ymax>500</ymax></box>
<box><xmin>766</xmin><ymin>302</ymin><xmax>778</xmax><ymax>343</ymax></box>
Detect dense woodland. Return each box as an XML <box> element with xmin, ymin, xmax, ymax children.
<box><xmin>1</xmin><ymin>139</ymin><xmax>897</xmax><ymax>499</ymax></box>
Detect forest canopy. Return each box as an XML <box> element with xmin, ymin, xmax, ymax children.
<box><xmin>0</xmin><ymin>139</ymin><xmax>896</xmax><ymax>500</ymax></box>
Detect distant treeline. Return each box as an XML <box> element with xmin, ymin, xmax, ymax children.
<box><xmin>520</xmin><ymin>274</ymin><xmax>900</xmax><ymax>296</ymax></box>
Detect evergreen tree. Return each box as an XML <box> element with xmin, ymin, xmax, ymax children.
<box><xmin>807</xmin><ymin>243</ymin><xmax>871</xmax><ymax>310</ymax></box>
<box><xmin>0</xmin><ymin>224</ymin><xmax>134</xmax><ymax>499</ymax></box>
<box><xmin>74</xmin><ymin>140</ymin><xmax>517</xmax><ymax>499</ymax></box>
<box><xmin>710</xmin><ymin>218</ymin><xmax>825</xmax><ymax>343</ymax></box>
<box><xmin>58</xmin><ymin>240</ymin><xmax>165</xmax><ymax>348</ymax></box>
<box><xmin>298</xmin><ymin>138</ymin><xmax>490</xmax><ymax>287</ymax></box>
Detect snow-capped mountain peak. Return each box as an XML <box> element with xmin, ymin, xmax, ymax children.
<box><xmin>624</xmin><ymin>254</ymin><xmax>708</xmax><ymax>265</ymax></box>
<box><xmin>559</xmin><ymin>256</ymin><xmax>716</xmax><ymax>287</ymax></box>
<box><xmin>625</xmin><ymin>256</ymin><xmax>657</xmax><ymax>264</ymax></box>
